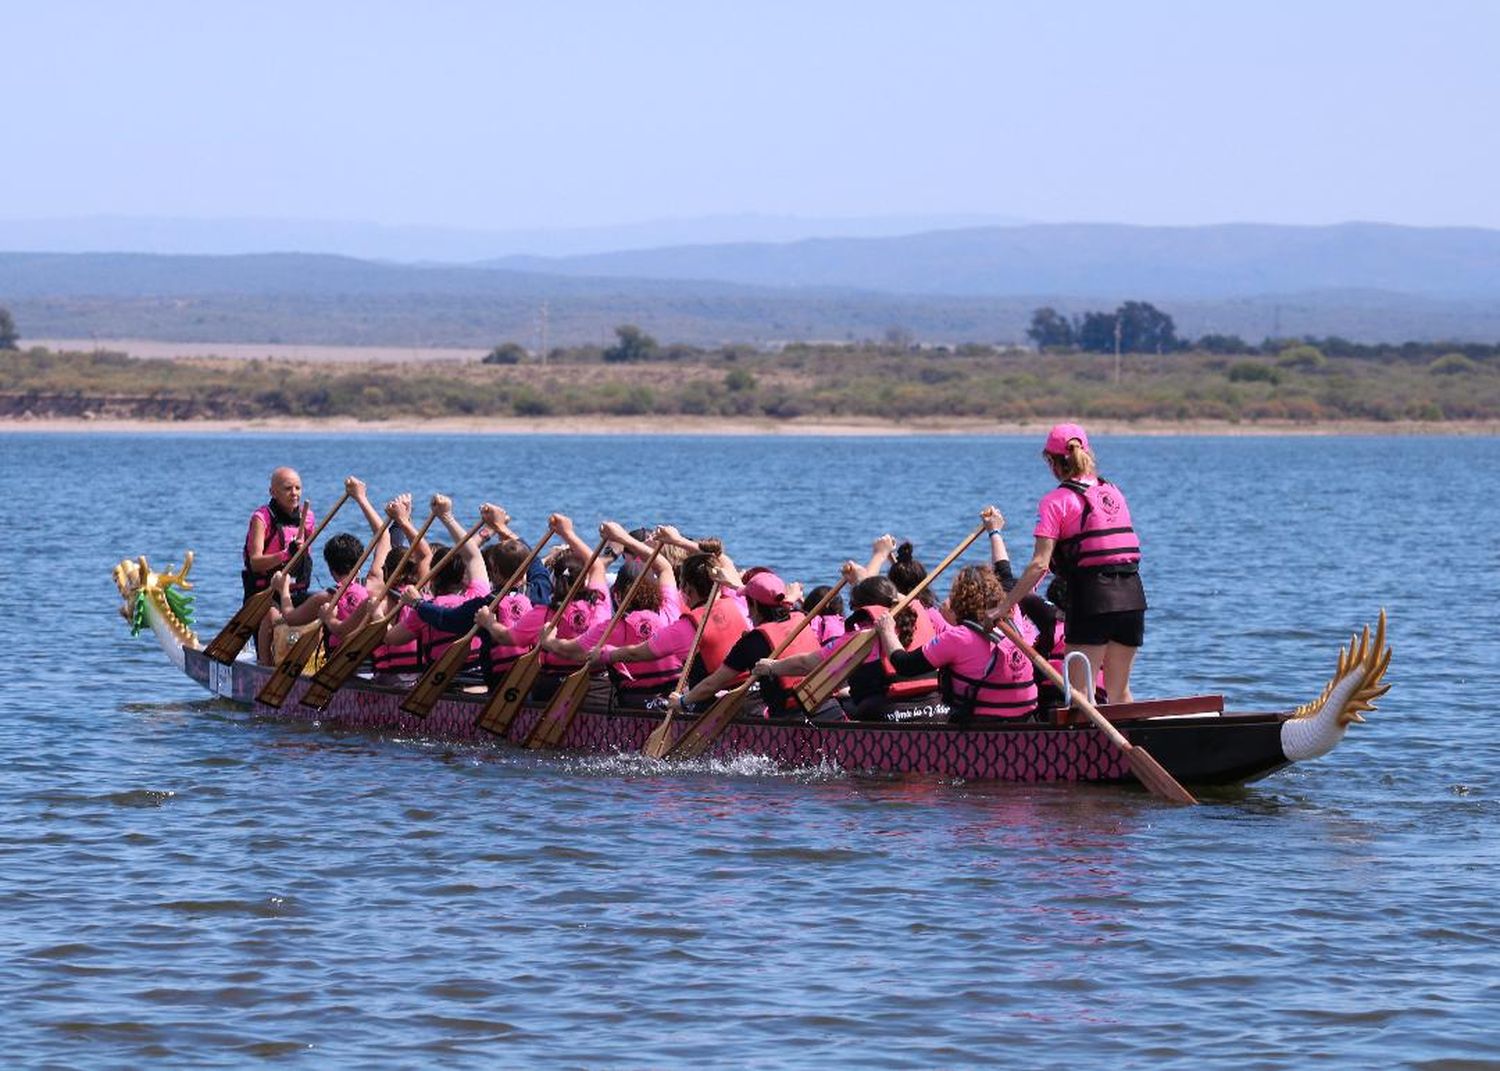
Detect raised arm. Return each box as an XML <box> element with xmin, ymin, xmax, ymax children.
<box><xmin>385</xmin><ymin>494</ymin><xmax>430</xmax><ymax>578</ymax></box>
<box><xmin>602</xmin><ymin>521</ymin><xmax>676</xmax><ymax>596</ymax></box>
<box><xmin>347</xmin><ymin>475</ymin><xmax>383</xmax><ymax>532</ymax></box>
<box><xmin>551</xmin><ymin>513</ymin><xmax>607</xmax><ymax>589</ymax></box>
<box><xmin>981</xmin><ymin>505</ymin><xmax>1018</xmax><ymax>589</ymax></box>
<box><xmin>431</xmin><ymin>493</ymin><xmax>485</xmax><ymax>588</ymax></box>
<box><xmin>861</xmin><ymin>533</ymin><xmax>898</xmax><ymax>580</ymax></box>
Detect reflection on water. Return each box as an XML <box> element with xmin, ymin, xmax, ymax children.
<box><xmin>2</xmin><ymin>432</ymin><xmax>1498</xmax><ymax>1067</ymax></box>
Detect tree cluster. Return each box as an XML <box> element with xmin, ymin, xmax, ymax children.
<box><xmin>0</xmin><ymin>306</ymin><xmax>18</xmax><ymax>350</ymax></box>
<box><xmin>1027</xmin><ymin>302</ymin><xmax>1181</xmax><ymax>354</ymax></box>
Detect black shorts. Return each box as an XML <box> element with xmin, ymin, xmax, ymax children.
<box><xmin>1064</xmin><ymin>609</ymin><xmax>1145</xmax><ymax>648</ymax></box>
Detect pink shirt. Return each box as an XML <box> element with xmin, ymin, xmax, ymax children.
<box><xmin>1035</xmin><ymin>479</ymin><xmax>1096</xmax><ymax>541</ymax></box>
<box><xmin>810</xmin><ymin>614</ymin><xmax>846</xmax><ymax>645</ymax></box>
<box><xmin>922</xmin><ymin>614</ymin><xmax>1039</xmax><ymax>680</ymax></box>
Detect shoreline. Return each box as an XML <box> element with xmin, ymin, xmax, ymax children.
<box><xmin>4</xmin><ymin>415</ymin><xmax>1498</xmax><ymax>437</ymax></box>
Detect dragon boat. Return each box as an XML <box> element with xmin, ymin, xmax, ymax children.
<box><xmin>114</xmin><ymin>552</ymin><xmax>1391</xmax><ymax>789</ymax></box>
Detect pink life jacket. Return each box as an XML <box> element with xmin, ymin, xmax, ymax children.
<box><xmin>856</xmin><ymin>604</ymin><xmax>939</xmax><ymax>699</ymax></box>
<box><xmin>939</xmin><ymin>616</ymin><xmax>1040</xmax><ymax>719</ymax></box>
<box><xmin>243</xmin><ymin>502</ymin><xmax>314</xmax><ymax>595</ymax></box>
<box><xmin>1052</xmin><ymin>478</ymin><xmax>1141</xmax><ymax>573</ymax></box>
<box><xmin>484</xmin><ymin>591</ymin><xmax>534</xmax><ymax>678</ymax></box>
<box><xmin>606</xmin><ymin>611</ymin><xmax>682</xmax><ymax>695</ymax></box>
<box><xmin>754</xmin><ymin>613</ymin><xmax>818</xmax><ymax>711</ymax></box>
<box><xmin>326</xmin><ymin>581</ymin><xmax>368</xmax><ymax>653</ymax></box>
<box><xmin>540</xmin><ymin>592</ymin><xmax>611</xmax><ymax>672</ymax></box>
<box><xmin>371</xmin><ymin>590</ymin><xmax>420</xmax><ymax>674</ymax></box>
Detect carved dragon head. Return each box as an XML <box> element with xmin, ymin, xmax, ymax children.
<box><xmin>1280</xmin><ymin>610</ymin><xmax>1391</xmax><ymax>763</ymax></box>
<box><xmin>114</xmin><ymin>552</ymin><xmax>200</xmax><ymax>658</ymax></box>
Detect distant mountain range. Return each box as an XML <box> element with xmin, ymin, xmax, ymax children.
<box><xmin>482</xmin><ymin>222</ymin><xmax>1500</xmax><ymax>301</ymax></box>
<box><xmin>2</xmin><ymin>220</ymin><xmax>1498</xmax><ymax>346</ymax></box>
<box><xmin>0</xmin><ymin>212</ymin><xmax>1025</xmax><ymax>262</ymax></box>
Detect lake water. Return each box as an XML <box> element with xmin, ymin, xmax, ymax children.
<box><xmin>2</xmin><ymin>432</ymin><xmax>1496</xmax><ymax>1068</ymax></box>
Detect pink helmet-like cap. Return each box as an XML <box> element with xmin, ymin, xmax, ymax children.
<box><xmin>743</xmin><ymin>571</ymin><xmax>788</xmax><ymax>607</ymax></box>
<box><xmin>1043</xmin><ymin>422</ymin><xmax>1090</xmax><ymax>457</ymax></box>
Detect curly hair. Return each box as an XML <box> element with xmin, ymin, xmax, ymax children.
<box><xmin>947</xmin><ymin>565</ymin><xmax>1003</xmax><ymax>626</ymax></box>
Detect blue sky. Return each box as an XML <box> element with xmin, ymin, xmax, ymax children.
<box><xmin>4</xmin><ymin>0</ymin><xmax>1497</xmax><ymax>230</ymax></box>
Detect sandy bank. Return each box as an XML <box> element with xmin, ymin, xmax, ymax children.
<box><xmin>4</xmin><ymin>415</ymin><xmax>1497</xmax><ymax>437</ymax></box>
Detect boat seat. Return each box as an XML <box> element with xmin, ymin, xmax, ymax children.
<box><xmin>1052</xmin><ymin>694</ymin><xmax>1225</xmax><ymax>726</ymax></box>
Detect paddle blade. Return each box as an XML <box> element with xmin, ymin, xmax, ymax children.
<box><xmin>255</xmin><ymin>624</ymin><xmax>323</xmax><ymax>708</ymax></box>
<box><xmin>204</xmin><ymin>587</ymin><xmax>275</xmax><ymax>663</ymax></box>
<box><xmin>523</xmin><ymin>669</ymin><xmax>591</xmax><ymax>750</ymax></box>
<box><xmin>641</xmin><ymin>708</ymin><xmax>676</xmax><ymax>760</ymax></box>
<box><xmin>1125</xmin><ymin>744</ymin><xmax>1199</xmax><ymax>805</ymax></box>
<box><xmin>475</xmin><ymin>650</ymin><xmax>542</xmax><ymax>736</ymax></box>
<box><xmin>793</xmin><ymin>630</ymin><xmax>876</xmax><ymax>712</ymax></box>
<box><xmin>666</xmin><ymin>684</ymin><xmax>750</xmax><ymax>762</ymax></box>
<box><xmin>299</xmin><ymin>620</ymin><xmax>386</xmax><ymax>712</ymax></box>
<box><xmin>400</xmin><ymin>634</ymin><xmax>473</xmax><ymax>719</ymax></box>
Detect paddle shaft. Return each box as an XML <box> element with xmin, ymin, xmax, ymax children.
<box><xmin>256</xmin><ymin>517</ymin><xmax>394</xmax><ymax>707</ymax></box>
<box><xmin>474</xmin><ymin>536</ymin><xmax>610</xmax><ymax>734</ymax></box>
<box><xmin>400</xmin><ymin>528</ymin><xmax>556</xmax><ymax>718</ymax></box>
<box><xmin>297</xmin><ymin>510</ymin><xmax>440</xmax><ymax>709</ymax></box>
<box><xmin>668</xmin><ymin>577</ymin><xmax>849</xmax><ymax>761</ymax></box>
<box><xmin>525</xmin><ymin>543</ymin><xmax>666</xmax><ymax>748</ymax></box>
<box><xmin>993</xmin><ymin>616</ymin><xmax>1197</xmax><ymax>804</ymax></box>
<box><xmin>642</xmin><ymin>582</ymin><xmax>721</xmax><ymax>759</ymax></box>
<box><xmin>992</xmin><ymin>617</ymin><xmax>1132</xmax><ymax>748</ymax></box>
<box><xmin>793</xmin><ymin>527</ymin><xmax>982</xmax><ymax>710</ymax></box>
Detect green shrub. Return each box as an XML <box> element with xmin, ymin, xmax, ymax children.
<box><xmin>1228</xmin><ymin>361</ymin><xmax>1281</xmax><ymax>384</ymax></box>
<box><xmin>1429</xmin><ymin>352</ymin><xmax>1479</xmax><ymax>375</ymax></box>
<box><xmin>1277</xmin><ymin>344</ymin><xmax>1327</xmax><ymax>370</ymax></box>
<box><xmin>724</xmin><ymin>368</ymin><xmax>757</xmax><ymax>392</ymax></box>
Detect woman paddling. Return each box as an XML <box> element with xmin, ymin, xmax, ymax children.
<box><xmin>991</xmin><ymin>423</ymin><xmax>1146</xmax><ymax>704</ymax></box>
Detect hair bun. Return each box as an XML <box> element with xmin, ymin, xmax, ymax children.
<box><xmin>895</xmin><ymin>541</ymin><xmax>914</xmax><ymax>564</ymax></box>
<box><xmin>697</xmin><ymin>537</ymin><xmax>724</xmax><ymax>557</ymax></box>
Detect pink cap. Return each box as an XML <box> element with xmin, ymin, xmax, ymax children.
<box><xmin>743</xmin><ymin>571</ymin><xmax>788</xmax><ymax>607</ymax></box>
<box><xmin>1043</xmin><ymin>422</ymin><xmax>1090</xmax><ymax>457</ymax></box>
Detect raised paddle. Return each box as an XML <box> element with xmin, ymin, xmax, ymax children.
<box><xmin>205</xmin><ymin>491</ymin><xmax>351</xmax><ymax>663</ymax></box>
<box><xmin>475</xmin><ymin>536</ymin><xmax>610</xmax><ymax>737</ymax></box>
<box><xmin>641</xmin><ymin>581</ymin><xmax>721</xmax><ymax>759</ymax></box>
<box><xmin>295</xmin><ymin>508</ymin><xmax>450</xmax><ymax>711</ymax></box>
<box><xmin>667</xmin><ymin>576</ymin><xmax>849</xmax><ymax>762</ymax></box>
<box><xmin>256</xmin><ymin>516</ymin><xmax>394</xmax><ymax>708</ymax></box>
<box><xmin>524</xmin><ymin>544</ymin><xmax>666</xmax><ymax>750</ymax></box>
<box><xmin>399</xmin><ymin>528</ymin><xmax>556</xmax><ymax>719</ymax></box>
<box><xmin>992</xmin><ymin>616</ymin><xmax>1197</xmax><ymax>805</ymax></box>
<box><xmin>793</xmin><ymin>525</ymin><xmax>985</xmax><ymax>712</ymax></box>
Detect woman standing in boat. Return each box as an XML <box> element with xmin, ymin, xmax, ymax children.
<box><xmin>991</xmin><ymin>423</ymin><xmax>1146</xmax><ymax>704</ymax></box>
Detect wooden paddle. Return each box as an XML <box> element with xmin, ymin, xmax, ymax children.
<box><xmin>474</xmin><ymin>536</ymin><xmax>610</xmax><ymax>736</ymax></box>
<box><xmin>205</xmin><ymin>491</ymin><xmax>350</xmax><ymax>663</ymax></box>
<box><xmin>296</xmin><ymin>508</ymin><xmax>453</xmax><ymax>711</ymax></box>
<box><xmin>525</xmin><ymin>544</ymin><xmax>666</xmax><ymax>750</ymax></box>
<box><xmin>641</xmin><ymin>581</ymin><xmax>721</xmax><ymax>759</ymax></box>
<box><xmin>399</xmin><ymin>528</ymin><xmax>556</xmax><ymax>719</ymax></box>
<box><xmin>793</xmin><ymin>525</ymin><xmax>984</xmax><ymax>712</ymax></box>
<box><xmin>992</xmin><ymin>616</ymin><xmax>1197</xmax><ymax>805</ymax></box>
<box><xmin>256</xmin><ymin>516</ymin><xmax>394</xmax><ymax>708</ymax></box>
<box><xmin>666</xmin><ymin>577</ymin><xmax>849</xmax><ymax>762</ymax></box>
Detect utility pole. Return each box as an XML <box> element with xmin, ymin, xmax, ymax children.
<box><xmin>538</xmin><ymin>301</ymin><xmax>549</xmax><ymax>365</ymax></box>
<box><xmin>1114</xmin><ymin>314</ymin><xmax>1123</xmax><ymax>385</ymax></box>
